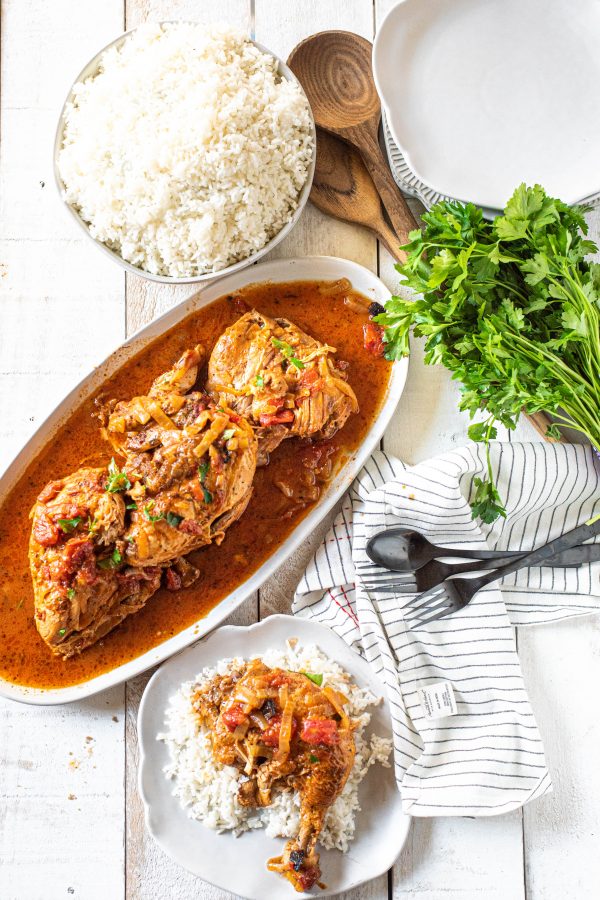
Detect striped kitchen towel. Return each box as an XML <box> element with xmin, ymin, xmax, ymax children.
<box><xmin>293</xmin><ymin>443</ymin><xmax>600</xmax><ymax>816</ymax></box>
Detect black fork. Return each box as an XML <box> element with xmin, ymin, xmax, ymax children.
<box><xmin>404</xmin><ymin>516</ymin><xmax>600</xmax><ymax>627</ymax></box>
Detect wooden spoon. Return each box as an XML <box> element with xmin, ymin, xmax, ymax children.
<box><xmin>310</xmin><ymin>127</ymin><xmax>403</xmax><ymax>258</ymax></box>
<box><xmin>288</xmin><ymin>31</ymin><xmax>417</xmax><ymax>245</ymax></box>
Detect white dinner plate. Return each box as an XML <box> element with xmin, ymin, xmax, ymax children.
<box><xmin>0</xmin><ymin>256</ymin><xmax>408</xmax><ymax>705</ymax></box>
<box><xmin>138</xmin><ymin>614</ymin><xmax>411</xmax><ymax>899</ymax></box>
<box><xmin>373</xmin><ymin>0</ymin><xmax>600</xmax><ymax>210</ymax></box>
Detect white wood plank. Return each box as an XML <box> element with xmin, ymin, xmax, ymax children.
<box><xmin>519</xmin><ymin>618</ymin><xmax>600</xmax><ymax>900</ymax></box>
<box><xmin>371</xmin><ymin>1</ymin><xmax>525</xmax><ymax>895</ymax></box>
<box><xmin>0</xmin><ymin>689</ymin><xmax>126</xmax><ymax>900</ymax></box>
<box><xmin>0</xmin><ymin>3</ymin><xmax>127</xmax><ymax>900</ymax></box>
<box><xmin>121</xmin><ymin>3</ymin><xmax>256</xmax><ymax>899</ymax></box>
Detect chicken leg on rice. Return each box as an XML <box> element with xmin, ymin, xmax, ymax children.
<box><xmin>101</xmin><ymin>345</ymin><xmax>258</xmax><ymax>567</ymax></box>
<box><xmin>206</xmin><ymin>311</ymin><xmax>358</xmax><ymax>465</ymax></box>
<box><xmin>193</xmin><ymin>659</ymin><xmax>356</xmax><ymax>892</ymax></box>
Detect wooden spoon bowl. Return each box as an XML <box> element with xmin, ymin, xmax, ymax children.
<box><xmin>289</xmin><ymin>31</ymin><xmax>417</xmax><ymax>245</ymax></box>
<box><xmin>290</xmin><ymin>32</ymin><xmax>380</xmax><ymax>130</ymax></box>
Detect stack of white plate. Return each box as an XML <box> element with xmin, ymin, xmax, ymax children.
<box><xmin>374</xmin><ymin>0</ymin><xmax>600</xmax><ymax>214</ymax></box>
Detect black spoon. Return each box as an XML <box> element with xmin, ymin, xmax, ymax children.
<box><xmin>365</xmin><ymin>527</ymin><xmax>536</xmax><ymax>573</ymax></box>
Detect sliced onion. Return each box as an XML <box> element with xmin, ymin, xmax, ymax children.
<box><xmin>249</xmin><ymin>711</ymin><xmax>268</xmax><ymax>731</ymax></box>
<box><xmin>323</xmin><ymin>685</ymin><xmax>350</xmax><ymax>728</ymax></box>
<box><xmin>277</xmin><ymin>698</ymin><xmax>295</xmax><ymax>758</ymax></box>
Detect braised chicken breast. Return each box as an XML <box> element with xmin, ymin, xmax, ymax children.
<box><xmin>29</xmin><ymin>467</ymin><xmax>162</xmax><ymax>658</ymax></box>
<box><xmin>206</xmin><ymin>311</ymin><xmax>358</xmax><ymax>464</ymax></box>
<box><xmin>193</xmin><ymin>659</ymin><xmax>356</xmax><ymax>892</ymax></box>
<box><xmin>101</xmin><ymin>346</ymin><xmax>258</xmax><ymax>566</ymax></box>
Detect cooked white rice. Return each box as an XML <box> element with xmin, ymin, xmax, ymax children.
<box><xmin>58</xmin><ymin>23</ymin><xmax>313</xmax><ymax>277</ymax></box>
<box><xmin>158</xmin><ymin>642</ymin><xmax>392</xmax><ymax>852</ymax></box>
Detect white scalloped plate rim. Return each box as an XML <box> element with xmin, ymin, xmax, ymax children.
<box><xmin>374</xmin><ymin>0</ymin><xmax>600</xmax><ymax>211</ymax></box>
<box><xmin>137</xmin><ymin>613</ymin><xmax>411</xmax><ymax>900</ymax></box>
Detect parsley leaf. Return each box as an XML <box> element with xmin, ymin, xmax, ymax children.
<box><xmin>271</xmin><ymin>337</ymin><xmax>305</xmax><ymax>369</ymax></box>
<box><xmin>377</xmin><ymin>183</ymin><xmax>600</xmax><ymax>522</ymax></box>
<box><xmin>255</xmin><ymin>373</ymin><xmax>265</xmax><ymax>388</ymax></box>
<box><xmin>165</xmin><ymin>512</ymin><xmax>183</xmax><ymax>528</ymax></box>
<box><xmin>198</xmin><ymin>460</ymin><xmax>210</xmax><ymax>483</ymax></box>
<box><xmin>57</xmin><ymin>517</ymin><xmax>81</xmax><ymax>533</ymax></box>
<box><xmin>67</xmin><ymin>588</ymin><xmax>76</xmax><ymax>600</ymax></box>
<box><xmin>98</xmin><ymin>547</ymin><xmax>123</xmax><ymax>569</ymax></box>
<box><xmin>106</xmin><ymin>458</ymin><xmax>131</xmax><ymax>493</ymax></box>
<box><xmin>143</xmin><ymin>504</ymin><xmax>164</xmax><ymax>523</ymax></box>
<box><xmin>302</xmin><ymin>672</ymin><xmax>323</xmax><ymax>687</ymax></box>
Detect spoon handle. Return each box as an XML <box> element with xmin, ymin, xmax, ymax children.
<box><xmin>352</xmin><ymin>126</ymin><xmax>417</xmax><ymax>253</ymax></box>
<box><xmin>370</xmin><ymin>218</ymin><xmax>403</xmax><ymax>258</ymax></box>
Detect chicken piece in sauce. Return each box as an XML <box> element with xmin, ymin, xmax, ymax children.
<box><xmin>206</xmin><ymin>311</ymin><xmax>358</xmax><ymax>465</ymax></box>
<box><xmin>193</xmin><ymin>660</ymin><xmax>356</xmax><ymax>892</ymax></box>
<box><xmin>29</xmin><ymin>467</ymin><xmax>162</xmax><ymax>657</ymax></box>
<box><xmin>101</xmin><ymin>346</ymin><xmax>258</xmax><ymax>566</ymax></box>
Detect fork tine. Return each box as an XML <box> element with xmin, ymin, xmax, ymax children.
<box><xmin>363</xmin><ymin>583</ymin><xmax>417</xmax><ymax>595</ymax></box>
<box><xmin>410</xmin><ymin>602</ymin><xmax>457</xmax><ymax>627</ymax></box>
<box><xmin>361</xmin><ymin>576</ymin><xmax>415</xmax><ymax>588</ymax></box>
<box><xmin>403</xmin><ymin>592</ymin><xmax>450</xmax><ymax>623</ymax></box>
<box><xmin>359</xmin><ymin>570</ymin><xmax>414</xmax><ymax>582</ymax></box>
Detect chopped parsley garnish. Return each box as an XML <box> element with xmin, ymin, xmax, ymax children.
<box><xmin>165</xmin><ymin>512</ymin><xmax>183</xmax><ymax>528</ymax></box>
<box><xmin>143</xmin><ymin>503</ymin><xmax>164</xmax><ymax>523</ymax></box>
<box><xmin>302</xmin><ymin>672</ymin><xmax>323</xmax><ymax>687</ymax></box>
<box><xmin>58</xmin><ymin>628</ymin><xmax>66</xmax><ymax>637</ymax></box>
<box><xmin>67</xmin><ymin>588</ymin><xmax>75</xmax><ymax>600</ymax></box>
<box><xmin>126</xmin><ymin>502</ymin><xmax>138</xmax><ymax>510</ymax></box>
<box><xmin>57</xmin><ymin>516</ymin><xmax>82</xmax><ymax>533</ymax></box>
<box><xmin>222</xmin><ymin>428</ymin><xmax>235</xmax><ymax>441</ymax></box>
<box><xmin>98</xmin><ymin>548</ymin><xmax>123</xmax><ymax>569</ymax></box>
<box><xmin>309</xmin><ymin>754</ymin><xmax>319</xmax><ymax>764</ymax></box>
<box><xmin>198</xmin><ymin>459</ymin><xmax>212</xmax><ymax>503</ymax></box>
<box><xmin>255</xmin><ymin>373</ymin><xmax>264</xmax><ymax>388</ymax></box>
<box><xmin>105</xmin><ymin>458</ymin><xmax>131</xmax><ymax>493</ymax></box>
<box><xmin>271</xmin><ymin>337</ymin><xmax>305</xmax><ymax>369</ymax></box>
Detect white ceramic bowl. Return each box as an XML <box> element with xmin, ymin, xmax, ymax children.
<box><xmin>0</xmin><ymin>256</ymin><xmax>408</xmax><ymax>705</ymax></box>
<box><xmin>373</xmin><ymin>0</ymin><xmax>600</xmax><ymax>211</ymax></box>
<box><xmin>53</xmin><ymin>25</ymin><xmax>316</xmax><ymax>285</ymax></box>
<box><xmin>138</xmin><ymin>614</ymin><xmax>411</xmax><ymax>899</ymax></box>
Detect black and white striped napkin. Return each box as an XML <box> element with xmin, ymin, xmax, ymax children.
<box><xmin>293</xmin><ymin>443</ymin><xmax>600</xmax><ymax>816</ymax></box>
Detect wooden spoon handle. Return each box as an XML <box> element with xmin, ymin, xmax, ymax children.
<box><xmin>371</xmin><ymin>218</ymin><xmax>404</xmax><ymax>259</ymax></box>
<box><xmin>353</xmin><ymin>127</ymin><xmax>418</xmax><ymax>247</ymax></box>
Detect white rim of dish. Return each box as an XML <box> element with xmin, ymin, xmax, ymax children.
<box><xmin>53</xmin><ymin>22</ymin><xmax>317</xmax><ymax>285</ymax></box>
<box><xmin>137</xmin><ymin>614</ymin><xmax>411</xmax><ymax>899</ymax></box>
<box><xmin>373</xmin><ymin>2</ymin><xmax>600</xmax><ymax>213</ymax></box>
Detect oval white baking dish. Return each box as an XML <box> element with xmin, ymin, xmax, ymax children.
<box><xmin>0</xmin><ymin>256</ymin><xmax>408</xmax><ymax>705</ymax></box>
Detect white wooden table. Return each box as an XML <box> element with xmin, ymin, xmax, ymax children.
<box><xmin>1</xmin><ymin>2</ymin><xmax>599</xmax><ymax>898</ymax></box>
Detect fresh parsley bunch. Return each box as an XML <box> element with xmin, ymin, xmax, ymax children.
<box><xmin>376</xmin><ymin>184</ymin><xmax>600</xmax><ymax>523</ymax></box>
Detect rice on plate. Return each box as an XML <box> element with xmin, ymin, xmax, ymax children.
<box><xmin>158</xmin><ymin>642</ymin><xmax>392</xmax><ymax>852</ymax></box>
<box><xmin>57</xmin><ymin>23</ymin><xmax>314</xmax><ymax>278</ymax></box>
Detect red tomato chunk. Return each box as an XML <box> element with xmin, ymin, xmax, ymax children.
<box><xmin>363</xmin><ymin>321</ymin><xmax>385</xmax><ymax>357</ymax></box>
<box><xmin>300</xmin><ymin>718</ymin><xmax>339</xmax><ymax>746</ymax></box>
<box><xmin>221</xmin><ymin>703</ymin><xmax>248</xmax><ymax>732</ymax></box>
<box><xmin>262</xmin><ymin>713</ymin><xmax>298</xmax><ymax>747</ymax></box>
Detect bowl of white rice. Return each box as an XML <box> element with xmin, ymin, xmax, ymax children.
<box><xmin>54</xmin><ymin>23</ymin><xmax>315</xmax><ymax>283</ymax></box>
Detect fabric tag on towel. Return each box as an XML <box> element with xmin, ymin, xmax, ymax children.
<box><xmin>417</xmin><ymin>682</ymin><xmax>457</xmax><ymax>720</ymax></box>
